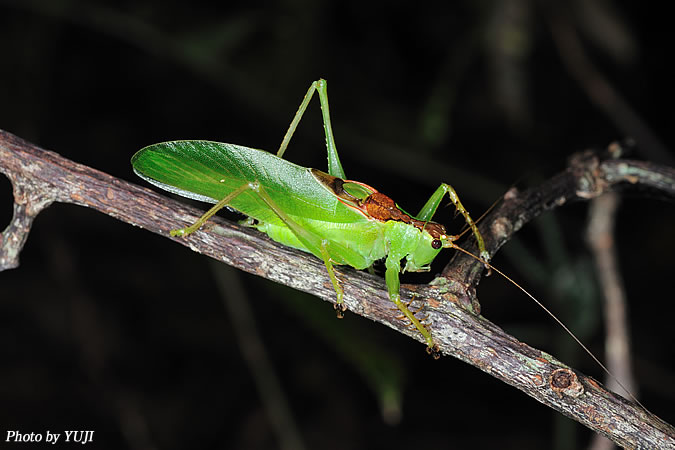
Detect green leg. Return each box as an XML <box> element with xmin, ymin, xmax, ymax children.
<box><xmin>277</xmin><ymin>79</ymin><xmax>346</xmax><ymax>179</ymax></box>
<box><xmin>170</xmin><ymin>183</ymin><xmax>251</xmax><ymax>237</ymax></box>
<box><xmin>319</xmin><ymin>241</ymin><xmax>346</xmax><ymax>318</ymax></box>
<box><xmin>416</xmin><ymin>183</ymin><xmax>490</xmax><ymax>263</ymax></box>
<box><xmin>172</xmin><ymin>180</ymin><xmax>368</xmax><ymax>315</ymax></box>
<box><xmin>250</xmin><ymin>182</ymin><xmax>370</xmax><ymax>315</ymax></box>
<box><xmin>385</xmin><ymin>254</ymin><xmax>439</xmax><ymax>357</ymax></box>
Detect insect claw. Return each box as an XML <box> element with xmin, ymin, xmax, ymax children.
<box><xmin>334</xmin><ymin>303</ymin><xmax>347</xmax><ymax>319</ymax></box>
<box><xmin>426</xmin><ymin>344</ymin><xmax>441</xmax><ymax>360</ymax></box>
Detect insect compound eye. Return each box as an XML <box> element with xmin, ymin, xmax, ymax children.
<box><xmin>431</xmin><ymin>239</ymin><xmax>442</xmax><ymax>249</ymax></box>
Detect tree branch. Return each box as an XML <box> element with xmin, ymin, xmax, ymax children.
<box><xmin>586</xmin><ymin>192</ymin><xmax>634</xmax><ymax>450</ymax></box>
<box><xmin>1</xmin><ymin>129</ymin><xmax>674</xmax><ymax>448</ymax></box>
<box><xmin>444</xmin><ymin>142</ymin><xmax>675</xmax><ymax>293</ymax></box>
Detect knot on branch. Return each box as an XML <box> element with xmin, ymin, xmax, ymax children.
<box><xmin>550</xmin><ymin>368</ymin><xmax>585</xmax><ymax>398</ymax></box>
<box><xmin>1</xmin><ymin>166</ymin><xmax>56</xmax><ymax>270</ymax></box>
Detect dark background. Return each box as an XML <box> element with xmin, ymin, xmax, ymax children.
<box><xmin>1</xmin><ymin>1</ymin><xmax>674</xmax><ymax>449</ymax></box>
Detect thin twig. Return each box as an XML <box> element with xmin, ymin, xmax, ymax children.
<box><xmin>210</xmin><ymin>262</ymin><xmax>306</xmax><ymax>450</ymax></box>
<box><xmin>587</xmin><ymin>193</ymin><xmax>636</xmax><ymax>395</ymax></box>
<box><xmin>586</xmin><ymin>193</ymin><xmax>633</xmax><ymax>450</ymax></box>
<box><xmin>1</xmin><ymin>129</ymin><xmax>674</xmax><ymax>447</ymax></box>
<box><xmin>545</xmin><ymin>2</ymin><xmax>674</xmax><ymax>166</ymax></box>
<box><xmin>47</xmin><ymin>237</ymin><xmax>157</xmax><ymax>450</ymax></box>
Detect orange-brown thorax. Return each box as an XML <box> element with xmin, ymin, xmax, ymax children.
<box><xmin>311</xmin><ymin>168</ymin><xmax>447</xmax><ymax>239</ymax></box>
<box><xmin>363</xmin><ymin>192</ymin><xmax>447</xmax><ymax>239</ymax></box>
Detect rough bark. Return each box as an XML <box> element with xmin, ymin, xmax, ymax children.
<box><xmin>1</xmin><ymin>130</ymin><xmax>674</xmax><ymax>448</ymax></box>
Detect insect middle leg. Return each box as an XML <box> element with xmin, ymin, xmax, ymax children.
<box><xmin>416</xmin><ymin>183</ymin><xmax>490</xmax><ymax>263</ymax></box>
<box><xmin>249</xmin><ymin>182</ymin><xmax>371</xmax><ymax>316</ymax></box>
<box><xmin>171</xmin><ymin>180</ymin><xmax>440</xmax><ymax>351</ymax></box>
<box><xmin>385</xmin><ymin>254</ymin><xmax>439</xmax><ymax>357</ymax></box>
<box><xmin>170</xmin><ymin>180</ymin><xmax>368</xmax><ymax>315</ymax></box>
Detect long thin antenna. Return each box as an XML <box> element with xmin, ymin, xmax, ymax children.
<box><xmin>450</xmin><ymin>243</ymin><xmax>649</xmax><ymax>413</ymax></box>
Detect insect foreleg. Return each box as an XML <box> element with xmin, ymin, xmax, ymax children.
<box><xmin>277</xmin><ymin>79</ymin><xmax>346</xmax><ymax>179</ymax></box>
<box><xmin>384</xmin><ymin>254</ymin><xmax>439</xmax><ymax>357</ymax></box>
<box><xmin>416</xmin><ymin>183</ymin><xmax>490</xmax><ymax>263</ymax></box>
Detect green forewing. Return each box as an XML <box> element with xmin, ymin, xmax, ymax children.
<box><xmin>131</xmin><ymin>141</ymin><xmax>368</xmax><ymax>227</ymax></box>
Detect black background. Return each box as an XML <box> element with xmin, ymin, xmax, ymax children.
<box><xmin>1</xmin><ymin>1</ymin><xmax>674</xmax><ymax>449</ymax></box>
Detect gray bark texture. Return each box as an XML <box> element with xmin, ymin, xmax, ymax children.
<box><xmin>2</xmin><ymin>130</ymin><xmax>674</xmax><ymax>448</ymax></box>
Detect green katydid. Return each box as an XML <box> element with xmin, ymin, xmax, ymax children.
<box><xmin>132</xmin><ymin>79</ymin><xmax>650</xmax><ymax>414</ymax></box>
<box><xmin>131</xmin><ymin>79</ymin><xmax>490</xmax><ymax>357</ymax></box>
